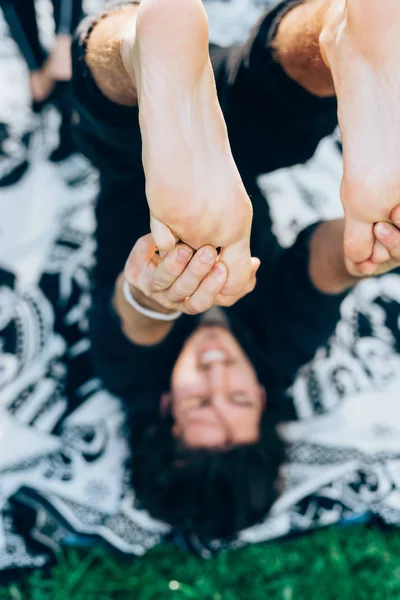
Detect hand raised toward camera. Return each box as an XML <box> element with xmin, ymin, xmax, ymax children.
<box><xmin>124</xmin><ymin>234</ymin><xmax>260</xmax><ymax>316</ymax></box>
<box><xmin>345</xmin><ymin>218</ymin><xmax>400</xmax><ymax>278</ymax></box>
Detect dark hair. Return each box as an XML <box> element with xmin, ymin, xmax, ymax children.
<box><xmin>129</xmin><ymin>409</ymin><xmax>285</xmax><ymax>541</ymax></box>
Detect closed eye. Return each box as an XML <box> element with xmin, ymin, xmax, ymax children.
<box><xmin>183</xmin><ymin>396</ymin><xmax>211</xmax><ymax>410</ymax></box>
<box><xmin>230</xmin><ymin>394</ymin><xmax>254</xmax><ymax>407</ymax></box>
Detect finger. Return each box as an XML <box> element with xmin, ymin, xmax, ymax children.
<box><xmin>150</xmin><ymin>216</ymin><xmax>178</xmax><ymax>256</ymax></box>
<box><xmin>148</xmin><ymin>243</ymin><xmax>193</xmax><ymax>292</ymax></box>
<box><xmin>344</xmin><ymin>219</ymin><xmax>374</xmax><ymax>264</ymax></box>
<box><xmin>217</xmin><ymin>273</ymin><xmax>257</xmax><ymax>307</ymax></box>
<box><xmin>218</xmin><ymin>241</ymin><xmax>252</xmax><ymax>297</ymax></box>
<box><xmin>374</xmin><ymin>222</ymin><xmax>400</xmax><ymax>259</ymax></box>
<box><xmin>344</xmin><ymin>254</ymin><xmax>378</xmax><ymax>277</ymax></box>
<box><xmin>124</xmin><ymin>234</ymin><xmax>156</xmax><ymax>284</ymax></box>
<box><xmin>217</xmin><ymin>257</ymin><xmax>260</xmax><ymax>306</ymax></box>
<box><xmin>358</xmin><ymin>259</ymin><xmax>379</xmax><ymax>276</ymax></box>
<box><xmin>370</xmin><ymin>239</ymin><xmax>391</xmax><ymax>264</ymax></box>
<box><xmin>167</xmin><ymin>246</ymin><xmax>218</xmax><ymax>303</ymax></box>
<box><xmin>390</xmin><ymin>205</ymin><xmax>400</xmax><ymax>227</ymax></box>
<box><xmin>183</xmin><ymin>261</ymin><xmax>228</xmax><ymax>315</ymax></box>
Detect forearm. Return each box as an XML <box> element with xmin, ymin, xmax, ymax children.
<box><xmin>85</xmin><ymin>4</ymin><xmax>138</xmax><ymax>105</ymax></box>
<box><xmin>308</xmin><ymin>220</ymin><xmax>358</xmax><ymax>294</ymax></box>
<box><xmin>273</xmin><ymin>0</ymin><xmax>335</xmax><ymax>97</ymax></box>
<box><xmin>113</xmin><ymin>274</ymin><xmax>174</xmax><ymax>346</ymax></box>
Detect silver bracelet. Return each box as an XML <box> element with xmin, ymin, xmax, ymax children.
<box><xmin>123</xmin><ymin>279</ymin><xmax>182</xmax><ymax>322</ymax></box>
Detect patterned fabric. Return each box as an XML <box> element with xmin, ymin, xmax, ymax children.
<box><xmin>1</xmin><ymin>0</ymin><xmax>400</xmax><ymax>574</ymax></box>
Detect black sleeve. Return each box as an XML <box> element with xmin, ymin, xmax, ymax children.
<box><xmin>230</xmin><ymin>221</ymin><xmax>348</xmax><ymax>393</ymax></box>
<box><xmin>89</xmin><ymin>284</ymin><xmax>200</xmax><ymax>414</ymax></box>
<box><xmin>213</xmin><ymin>0</ymin><xmax>338</xmax><ymax>176</ymax></box>
<box><xmin>264</xmin><ymin>223</ymin><xmax>347</xmax><ymax>389</ymax></box>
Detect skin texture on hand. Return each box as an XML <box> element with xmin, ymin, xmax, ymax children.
<box><xmin>124</xmin><ymin>234</ymin><xmax>259</xmax><ymax>316</ymax></box>
<box><xmin>115</xmin><ymin>233</ymin><xmax>258</xmax><ymax>347</ymax></box>
<box><xmin>354</xmin><ymin>220</ymin><xmax>400</xmax><ymax>278</ymax></box>
<box><xmin>309</xmin><ymin>219</ymin><xmax>400</xmax><ymax>295</ymax></box>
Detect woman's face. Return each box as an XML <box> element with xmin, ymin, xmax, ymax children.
<box><xmin>171</xmin><ymin>326</ymin><xmax>265</xmax><ymax>448</ymax></box>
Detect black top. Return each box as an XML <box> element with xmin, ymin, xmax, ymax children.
<box><xmin>71</xmin><ymin>0</ymin><xmax>345</xmax><ymax>420</ymax></box>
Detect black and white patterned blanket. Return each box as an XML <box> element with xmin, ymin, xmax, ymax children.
<box><xmin>2</xmin><ymin>0</ymin><xmax>400</xmax><ymax>574</ymax></box>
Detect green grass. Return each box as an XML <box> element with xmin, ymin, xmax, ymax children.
<box><xmin>5</xmin><ymin>524</ymin><xmax>400</xmax><ymax>600</ymax></box>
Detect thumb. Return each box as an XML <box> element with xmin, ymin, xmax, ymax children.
<box><xmin>150</xmin><ymin>216</ymin><xmax>178</xmax><ymax>257</ymax></box>
<box><xmin>344</xmin><ymin>218</ymin><xmax>374</xmax><ymax>264</ymax></box>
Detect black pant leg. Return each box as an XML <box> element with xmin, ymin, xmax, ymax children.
<box><xmin>1</xmin><ymin>0</ymin><xmax>45</xmax><ymax>70</ymax></box>
<box><xmin>210</xmin><ymin>0</ymin><xmax>338</xmax><ymax>178</ymax></box>
<box><xmin>51</xmin><ymin>0</ymin><xmax>83</xmax><ymax>35</ymax></box>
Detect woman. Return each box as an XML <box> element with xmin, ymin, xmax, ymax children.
<box><xmin>70</xmin><ymin>0</ymin><xmax>400</xmax><ymax>543</ymax></box>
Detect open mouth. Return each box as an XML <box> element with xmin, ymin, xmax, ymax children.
<box><xmin>199</xmin><ymin>346</ymin><xmax>230</xmax><ymax>365</ymax></box>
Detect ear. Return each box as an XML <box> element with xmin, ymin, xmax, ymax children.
<box><xmin>160</xmin><ymin>392</ymin><xmax>172</xmax><ymax>417</ymax></box>
<box><xmin>259</xmin><ymin>386</ymin><xmax>267</xmax><ymax>409</ymax></box>
<box><xmin>171</xmin><ymin>423</ymin><xmax>181</xmax><ymax>439</ymax></box>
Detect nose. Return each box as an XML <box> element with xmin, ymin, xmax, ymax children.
<box><xmin>204</xmin><ymin>361</ymin><xmax>227</xmax><ymax>395</ymax></box>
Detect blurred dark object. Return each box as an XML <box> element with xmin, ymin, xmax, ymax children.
<box><xmin>0</xmin><ymin>0</ymin><xmax>82</xmax><ymax>160</ymax></box>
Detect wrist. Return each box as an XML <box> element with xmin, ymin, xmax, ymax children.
<box><xmin>128</xmin><ymin>284</ymin><xmax>175</xmax><ymax>316</ymax></box>
<box><xmin>113</xmin><ymin>275</ymin><xmax>174</xmax><ymax>346</ymax></box>
<box><xmin>309</xmin><ymin>220</ymin><xmax>357</xmax><ymax>294</ymax></box>
<box><xmin>124</xmin><ymin>280</ymin><xmax>183</xmax><ymax>321</ymax></box>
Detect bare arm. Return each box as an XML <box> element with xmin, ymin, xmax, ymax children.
<box><xmin>85</xmin><ymin>5</ymin><xmax>138</xmax><ymax>106</ymax></box>
<box><xmin>309</xmin><ymin>220</ymin><xmax>356</xmax><ymax>294</ymax></box>
<box><xmin>273</xmin><ymin>0</ymin><xmax>334</xmax><ymax>97</ymax></box>
<box><xmin>113</xmin><ymin>273</ymin><xmax>174</xmax><ymax>345</ymax></box>
<box><xmin>85</xmin><ymin>0</ymin><xmax>334</xmax><ymax>107</ymax></box>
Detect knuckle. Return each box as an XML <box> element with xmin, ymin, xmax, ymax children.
<box><xmin>169</xmin><ymin>283</ymin><xmax>191</xmax><ymax>303</ymax></box>
<box><xmin>183</xmin><ymin>302</ymin><xmax>198</xmax><ymax>316</ymax></box>
<box><xmin>124</xmin><ymin>257</ymin><xmax>140</xmax><ymax>281</ymax></box>
<box><xmin>176</xmin><ymin>243</ymin><xmax>193</xmax><ymax>258</ymax></box>
<box><xmin>189</xmin><ymin>262</ymin><xmax>213</xmax><ymax>279</ymax></box>
<box><xmin>184</xmin><ymin>297</ymin><xmax>206</xmax><ymax>315</ymax></box>
<box><xmin>175</xmin><ymin>272</ymin><xmax>203</xmax><ymax>296</ymax></box>
<box><xmin>160</xmin><ymin>258</ymin><xmax>181</xmax><ymax>279</ymax></box>
<box><xmin>124</xmin><ymin>269</ymin><xmax>140</xmax><ymax>290</ymax></box>
<box><xmin>150</xmin><ymin>279</ymin><xmax>169</xmax><ymax>292</ymax></box>
<box><xmin>191</xmin><ymin>252</ymin><xmax>217</xmax><ymax>274</ymax></box>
